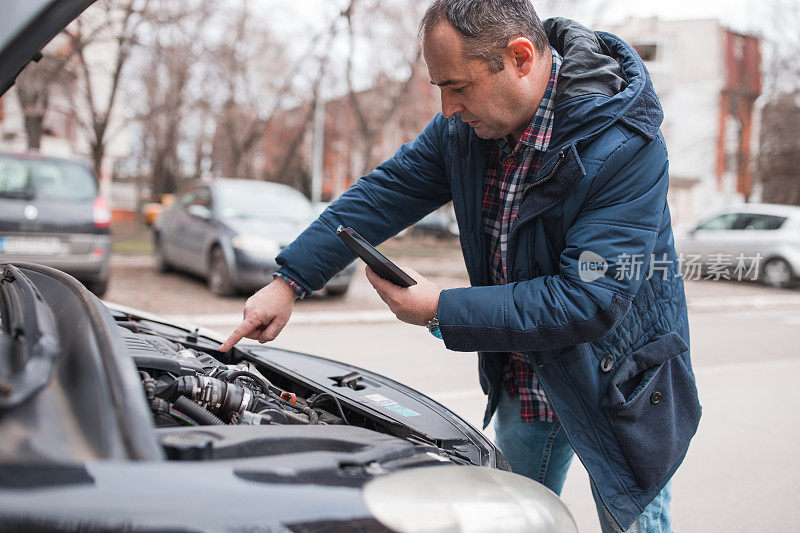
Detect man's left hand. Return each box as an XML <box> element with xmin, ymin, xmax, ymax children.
<box><xmin>365</xmin><ymin>266</ymin><xmax>440</xmax><ymax>326</ymax></box>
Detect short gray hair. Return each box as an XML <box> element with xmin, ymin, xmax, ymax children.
<box><xmin>419</xmin><ymin>0</ymin><xmax>549</xmax><ymax>73</ymax></box>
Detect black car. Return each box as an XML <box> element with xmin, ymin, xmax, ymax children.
<box><xmin>155</xmin><ymin>179</ymin><xmax>355</xmax><ymax>296</ymax></box>
<box><xmin>0</xmin><ymin>262</ymin><xmax>577</xmax><ymax>532</ymax></box>
<box><xmin>0</xmin><ymin>151</ymin><xmax>111</xmax><ymax>296</ymax></box>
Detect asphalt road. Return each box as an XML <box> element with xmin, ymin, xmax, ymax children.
<box><xmin>105</xmin><ymin>251</ymin><xmax>800</xmax><ymax>532</ymax></box>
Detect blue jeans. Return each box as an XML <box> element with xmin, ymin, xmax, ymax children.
<box><xmin>493</xmin><ymin>388</ymin><xmax>673</xmax><ymax>532</ymax></box>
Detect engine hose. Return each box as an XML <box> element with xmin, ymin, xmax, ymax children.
<box><xmin>282</xmin><ymin>410</ymin><xmax>311</xmax><ymax>425</ymax></box>
<box><xmin>301</xmin><ymin>406</ymin><xmax>319</xmax><ymax>424</ymax></box>
<box><xmin>226</xmin><ymin>370</ymin><xmax>273</xmax><ymax>396</ymax></box>
<box><xmin>174</xmin><ymin>396</ymin><xmax>224</xmax><ymax>426</ymax></box>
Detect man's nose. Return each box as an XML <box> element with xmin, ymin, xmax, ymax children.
<box><xmin>441</xmin><ymin>93</ymin><xmax>464</xmax><ymax>118</ymax></box>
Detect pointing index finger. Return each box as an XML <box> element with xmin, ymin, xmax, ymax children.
<box><xmin>218</xmin><ymin>317</ymin><xmax>260</xmax><ymax>351</ymax></box>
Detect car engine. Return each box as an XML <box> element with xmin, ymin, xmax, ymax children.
<box><xmin>121</xmin><ymin>325</ymin><xmax>349</xmax><ymax>429</ymax></box>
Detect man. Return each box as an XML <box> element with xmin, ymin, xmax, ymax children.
<box><xmin>220</xmin><ymin>1</ymin><xmax>701</xmax><ymax>531</ymax></box>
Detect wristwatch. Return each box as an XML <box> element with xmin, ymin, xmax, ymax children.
<box><xmin>426</xmin><ymin>316</ymin><xmax>442</xmax><ymax>339</ymax></box>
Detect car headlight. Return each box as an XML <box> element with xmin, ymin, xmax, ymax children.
<box><xmin>362</xmin><ymin>465</ymin><xmax>577</xmax><ymax>533</ymax></box>
<box><xmin>231</xmin><ymin>234</ymin><xmax>281</xmax><ymax>257</ymax></box>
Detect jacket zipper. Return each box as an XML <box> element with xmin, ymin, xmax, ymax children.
<box><xmin>507</xmin><ymin>150</ymin><xmax>566</xmax><ymax>271</ymax></box>
<box><xmin>521</xmin><ymin>149</ymin><xmax>566</xmax><ymax>202</ymax></box>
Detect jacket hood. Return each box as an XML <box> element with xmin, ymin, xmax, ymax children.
<box><xmin>543</xmin><ymin>17</ymin><xmax>664</xmax><ymax>150</ymax></box>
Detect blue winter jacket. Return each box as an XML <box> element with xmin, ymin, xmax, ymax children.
<box><xmin>276</xmin><ymin>18</ymin><xmax>701</xmax><ymax>530</ymax></box>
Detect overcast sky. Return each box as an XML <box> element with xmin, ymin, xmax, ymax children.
<box><xmin>259</xmin><ymin>0</ymin><xmax>772</xmax><ymax>95</ymax></box>
<box><xmin>268</xmin><ymin>0</ymin><xmax>766</xmax><ymax>36</ymax></box>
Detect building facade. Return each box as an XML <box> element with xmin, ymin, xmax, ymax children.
<box><xmin>601</xmin><ymin>18</ymin><xmax>762</xmax><ymax>227</ymax></box>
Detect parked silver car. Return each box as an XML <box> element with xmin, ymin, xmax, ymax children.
<box><xmin>154</xmin><ymin>178</ymin><xmax>355</xmax><ymax>296</ymax></box>
<box><xmin>675</xmin><ymin>203</ymin><xmax>800</xmax><ymax>287</ymax></box>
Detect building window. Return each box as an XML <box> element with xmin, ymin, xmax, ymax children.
<box><xmin>633</xmin><ymin>43</ymin><xmax>658</xmax><ymax>62</ymax></box>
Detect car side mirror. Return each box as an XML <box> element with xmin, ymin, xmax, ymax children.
<box><xmin>187</xmin><ymin>204</ymin><xmax>212</xmax><ymax>220</ymax></box>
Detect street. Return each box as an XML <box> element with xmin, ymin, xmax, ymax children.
<box><xmin>106</xmin><ymin>247</ymin><xmax>800</xmax><ymax>532</ymax></box>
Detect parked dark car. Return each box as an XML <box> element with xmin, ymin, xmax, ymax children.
<box><xmin>154</xmin><ymin>178</ymin><xmax>355</xmax><ymax>296</ymax></box>
<box><xmin>0</xmin><ymin>151</ymin><xmax>111</xmax><ymax>296</ymax></box>
<box><xmin>0</xmin><ymin>262</ymin><xmax>577</xmax><ymax>533</ymax></box>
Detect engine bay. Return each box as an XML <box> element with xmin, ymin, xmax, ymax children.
<box><xmin>120</xmin><ymin>324</ymin><xmax>350</xmax><ymax>430</ymax></box>
<box><xmin>106</xmin><ymin>309</ymin><xmax>498</xmax><ymax>469</ymax></box>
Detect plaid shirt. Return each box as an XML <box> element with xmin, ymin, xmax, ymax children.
<box><xmin>482</xmin><ymin>47</ymin><xmax>562</xmax><ymax>423</ymax></box>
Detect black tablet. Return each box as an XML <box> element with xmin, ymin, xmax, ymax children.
<box><xmin>336</xmin><ymin>226</ymin><xmax>416</xmax><ymax>287</ymax></box>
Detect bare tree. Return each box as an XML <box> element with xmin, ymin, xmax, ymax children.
<box><xmin>12</xmin><ymin>19</ymin><xmax>115</xmax><ymax>151</ymax></box>
<box><xmin>761</xmin><ymin>0</ymin><xmax>800</xmax><ymax>94</ymax></box>
<box><xmin>134</xmin><ymin>1</ymin><xmax>214</xmax><ymax>194</ymax></box>
<box><xmin>208</xmin><ymin>0</ymin><xmax>298</xmax><ymax>179</ymax></box>
<box><xmin>755</xmin><ymin>0</ymin><xmax>800</xmax><ymax>204</ymax></box>
<box><xmin>66</xmin><ymin>0</ymin><xmax>152</xmax><ymax>178</ymax></box>
<box><xmin>208</xmin><ymin>0</ymin><xmax>348</xmax><ymax>185</ymax></box>
<box><xmin>14</xmin><ymin>52</ymin><xmax>74</xmax><ymax>151</ymax></box>
<box><xmin>757</xmin><ymin>92</ymin><xmax>800</xmax><ymax>206</ymax></box>
<box><xmin>341</xmin><ymin>0</ymin><xmax>427</xmax><ymax>175</ymax></box>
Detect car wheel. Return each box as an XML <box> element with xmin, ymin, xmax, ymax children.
<box><xmin>761</xmin><ymin>258</ymin><xmax>793</xmax><ymax>288</ymax></box>
<box><xmin>208</xmin><ymin>246</ymin><xmax>236</xmax><ymax>296</ymax></box>
<box><xmin>154</xmin><ymin>236</ymin><xmax>172</xmax><ymax>273</ymax></box>
<box><xmin>326</xmin><ymin>283</ymin><xmax>350</xmax><ymax>297</ymax></box>
<box><xmin>86</xmin><ymin>278</ymin><xmax>108</xmax><ymax>298</ymax></box>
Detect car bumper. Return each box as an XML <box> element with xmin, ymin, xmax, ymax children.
<box><xmin>229</xmin><ymin>250</ymin><xmax>280</xmax><ymax>289</ymax></box>
<box><xmin>0</xmin><ymin>233</ymin><xmax>110</xmax><ymax>282</ymax></box>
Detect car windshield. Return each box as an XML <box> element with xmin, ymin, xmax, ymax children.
<box><xmin>0</xmin><ymin>155</ymin><xmax>97</xmax><ymax>201</ymax></box>
<box><xmin>215</xmin><ymin>182</ymin><xmax>314</xmax><ymax>223</ymax></box>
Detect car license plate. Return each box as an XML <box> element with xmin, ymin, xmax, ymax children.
<box><xmin>0</xmin><ymin>236</ymin><xmax>62</xmax><ymax>255</ymax></box>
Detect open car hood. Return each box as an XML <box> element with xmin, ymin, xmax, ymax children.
<box><xmin>0</xmin><ymin>261</ymin><xmax>503</xmax><ymax>468</ymax></box>
<box><xmin>0</xmin><ymin>0</ymin><xmax>95</xmax><ymax>96</ymax></box>
<box><xmin>0</xmin><ymin>262</ymin><xmax>579</xmax><ymax>532</ymax></box>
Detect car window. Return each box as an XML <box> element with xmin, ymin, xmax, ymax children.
<box><xmin>0</xmin><ymin>155</ymin><xmax>97</xmax><ymax>201</ymax></box>
<box><xmin>177</xmin><ymin>190</ymin><xmax>198</xmax><ymax>207</ymax></box>
<box><xmin>191</xmin><ymin>187</ymin><xmax>212</xmax><ymax>208</ymax></box>
<box><xmin>733</xmin><ymin>214</ymin><xmax>787</xmax><ymax>231</ymax></box>
<box><xmin>178</xmin><ymin>187</ymin><xmax>211</xmax><ymax>209</ymax></box>
<box><xmin>215</xmin><ymin>182</ymin><xmax>314</xmax><ymax>223</ymax></box>
<box><xmin>695</xmin><ymin>213</ymin><xmax>738</xmax><ymax>231</ymax></box>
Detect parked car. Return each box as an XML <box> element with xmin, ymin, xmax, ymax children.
<box><xmin>154</xmin><ymin>179</ymin><xmax>355</xmax><ymax>296</ymax></box>
<box><xmin>0</xmin><ymin>261</ymin><xmax>577</xmax><ymax>533</ymax></box>
<box><xmin>0</xmin><ymin>151</ymin><xmax>111</xmax><ymax>296</ymax></box>
<box><xmin>675</xmin><ymin>203</ymin><xmax>800</xmax><ymax>288</ymax></box>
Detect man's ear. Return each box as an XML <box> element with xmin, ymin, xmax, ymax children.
<box><xmin>505</xmin><ymin>37</ymin><xmax>536</xmax><ymax>76</ymax></box>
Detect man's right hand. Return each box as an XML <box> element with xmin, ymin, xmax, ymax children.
<box><xmin>218</xmin><ymin>277</ymin><xmax>298</xmax><ymax>351</ymax></box>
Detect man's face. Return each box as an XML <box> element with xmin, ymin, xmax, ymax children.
<box><xmin>423</xmin><ymin>22</ymin><xmax>527</xmax><ymax>140</ymax></box>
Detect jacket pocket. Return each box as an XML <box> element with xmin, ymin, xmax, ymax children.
<box><xmin>602</xmin><ymin>332</ymin><xmax>701</xmax><ymax>489</ymax></box>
